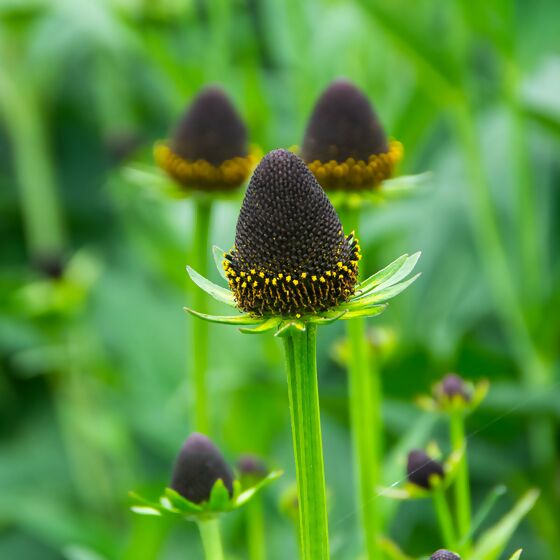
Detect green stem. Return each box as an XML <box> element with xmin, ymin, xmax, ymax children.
<box><xmin>197</xmin><ymin>518</ymin><xmax>224</xmax><ymax>560</ymax></box>
<box><xmin>191</xmin><ymin>197</ymin><xmax>212</xmax><ymax>434</ymax></box>
<box><xmin>342</xmin><ymin>206</ymin><xmax>383</xmax><ymax>560</ymax></box>
<box><xmin>432</xmin><ymin>488</ymin><xmax>458</xmax><ymax>551</ymax></box>
<box><xmin>450</xmin><ymin>412</ymin><xmax>471</xmax><ymax>551</ymax></box>
<box><xmin>247</xmin><ymin>496</ymin><xmax>266</xmax><ymax>560</ymax></box>
<box><xmin>282</xmin><ymin>324</ymin><xmax>329</xmax><ymax>560</ymax></box>
<box><xmin>0</xmin><ymin>43</ymin><xmax>66</xmax><ymax>261</ymax></box>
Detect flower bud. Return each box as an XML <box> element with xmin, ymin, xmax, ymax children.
<box><xmin>438</xmin><ymin>373</ymin><xmax>471</xmax><ymax>402</ymax></box>
<box><xmin>430</xmin><ymin>550</ymin><xmax>461</xmax><ymax>560</ymax></box>
<box><xmin>406</xmin><ymin>449</ymin><xmax>444</xmax><ymax>490</ymax></box>
<box><xmin>237</xmin><ymin>454</ymin><xmax>268</xmax><ymax>481</ymax></box>
<box><xmin>170</xmin><ymin>433</ymin><xmax>233</xmax><ymax>504</ymax></box>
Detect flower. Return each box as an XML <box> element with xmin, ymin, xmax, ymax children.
<box><xmin>407</xmin><ymin>449</ymin><xmax>445</xmax><ymax>490</ymax></box>
<box><xmin>224</xmin><ymin>149</ymin><xmax>359</xmax><ymax>315</ymax></box>
<box><xmin>431</xmin><ymin>550</ymin><xmax>461</xmax><ymax>560</ymax></box>
<box><xmin>301</xmin><ymin>79</ymin><xmax>402</xmax><ymax>192</ymax></box>
<box><xmin>130</xmin><ymin>433</ymin><xmax>282</xmax><ymax>520</ymax></box>
<box><xmin>185</xmin><ymin>149</ymin><xmax>420</xmax><ymax>335</ymax></box>
<box><xmin>154</xmin><ymin>86</ymin><xmax>255</xmax><ymax>192</ymax></box>
<box><xmin>416</xmin><ymin>374</ymin><xmax>488</xmax><ymax>415</ymax></box>
<box><xmin>170</xmin><ymin>433</ymin><xmax>233</xmax><ymax>504</ymax></box>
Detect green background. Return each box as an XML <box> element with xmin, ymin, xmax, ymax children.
<box><xmin>1</xmin><ymin>0</ymin><xmax>559</xmax><ymax>558</ymax></box>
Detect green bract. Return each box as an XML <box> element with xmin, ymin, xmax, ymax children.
<box><xmin>130</xmin><ymin>469</ymin><xmax>282</xmax><ymax>521</ymax></box>
<box><xmin>185</xmin><ymin>248</ymin><xmax>421</xmax><ymax>336</ymax></box>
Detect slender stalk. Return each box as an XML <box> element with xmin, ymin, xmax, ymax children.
<box><xmin>247</xmin><ymin>496</ymin><xmax>266</xmax><ymax>560</ymax></box>
<box><xmin>0</xmin><ymin>43</ymin><xmax>66</xmax><ymax>261</ymax></box>
<box><xmin>197</xmin><ymin>518</ymin><xmax>224</xmax><ymax>560</ymax></box>
<box><xmin>191</xmin><ymin>197</ymin><xmax>212</xmax><ymax>434</ymax></box>
<box><xmin>432</xmin><ymin>488</ymin><xmax>458</xmax><ymax>551</ymax></box>
<box><xmin>449</xmin><ymin>412</ymin><xmax>471</xmax><ymax>551</ymax></box>
<box><xmin>342</xmin><ymin>206</ymin><xmax>383</xmax><ymax>560</ymax></box>
<box><xmin>282</xmin><ymin>324</ymin><xmax>329</xmax><ymax>560</ymax></box>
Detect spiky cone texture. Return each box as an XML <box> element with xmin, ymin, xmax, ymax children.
<box><xmin>154</xmin><ymin>86</ymin><xmax>254</xmax><ymax>192</ymax></box>
<box><xmin>170</xmin><ymin>433</ymin><xmax>234</xmax><ymax>504</ymax></box>
<box><xmin>407</xmin><ymin>449</ymin><xmax>445</xmax><ymax>490</ymax></box>
<box><xmin>301</xmin><ymin>79</ymin><xmax>402</xmax><ymax>191</ymax></box>
<box><xmin>431</xmin><ymin>550</ymin><xmax>461</xmax><ymax>560</ymax></box>
<box><xmin>223</xmin><ymin>149</ymin><xmax>360</xmax><ymax>316</ymax></box>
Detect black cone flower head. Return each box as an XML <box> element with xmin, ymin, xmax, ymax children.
<box><xmin>223</xmin><ymin>149</ymin><xmax>361</xmax><ymax>316</ymax></box>
<box><xmin>155</xmin><ymin>86</ymin><xmax>253</xmax><ymax>192</ymax></box>
<box><xmin>439</xmin><ymin>373</ymin><xmax>471</xmax><ymax>402</ymax></box>
<box><xmin>431</xmin><ymin>550</ymin><xmax>461</xmax><ymax>560</ymax></box>
<box><xmin>301</xmin><ymin>79</ymin><xmax>402</xmax><ymax>191</ymax></box>
<box><xmin>407</xmin><ymin>449</ymin><xmax>444</xmax><ymax>490</ymax></box>
<box><xmin>170</xmin><ymin>433</ymin><xmax>234</xmax><ymax>504</ymax></box>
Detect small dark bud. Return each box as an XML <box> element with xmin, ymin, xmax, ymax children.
<box><xmin>431</xmin><ymin>550</ymin><xmax>461</xmax><ymax>560</ymax></box>
<box><xmin>33</xmin><ymin>254</ymin><xmax>65</xmax><ymax>280</ymax></box>
<box><xmin>440</xmin><ymin>373</ymin><xmax>471</xmax><ymax>402</ymax></box>
<box><xmin>301</xmin><ymin>79</ymin><xmax>401</xmax><ymax>190</ymax></box>
<box><xmin>172</xmin><ymin>86</ymin><xmax>248</xmax><ymax>166</ymax></box>
<box><xmin>236</xmin><ymin>454</ymin><xmax>268</xmax><ymax>480</ymax></box>
<box><xmin>224</xmin><ymin>149</ymin><xmax>360</xmax><ymax>316</ymax></box>
<box><xmin>170</xmin><ymin>433</ymin><xmax>234</xmax><ymax>504</ymax></box>
<box><xmin>407</xmin><ymin>449</ymin><xmax>444</xmax><ymax>490</ymax></box>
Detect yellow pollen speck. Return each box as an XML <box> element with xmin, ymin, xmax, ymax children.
<box><xmin>251</xmin><ymin>269</ymin><xmax>256</xmax><ymax>275</ymax></box>
<box><xmin>253</xmin><ymin>281</ymin><xmax>258</xmax><ymax>287</ymax></box>
<box><xmin>286</xmin><ymin>276</ymin><xmax>291</xmax><ymax>282</ymax></box>
<box><xmin>265</xmin><ymin>278</ymin><xmax>270</xmax><ymax>284</ymax></box>
<box><xmin>337</xmin><ymin>262</ymin><xmax>343</xmax><ymax>268</ymax></box>
<box><xmin>326</xmin><ymin>271</ymin><xmax>332</xmax><ymax>276</ymax></box>
<box><xmin>242</xmin><ymin>281</ymin><xmax>247</xmax><ymax>288</ymax></box>
<box><xmin>293</xmin><ymin>279</ymin><xmax>299</xmax><ymax>286</ymax></box>
<box><xmin>272</xmin><ymin>278</ymin><xmax>277</xmax><ymax>286</ymax></box>
<box><xmin>296</xmin><ymin>313</ymin><xmax>301</xmax><ymax>318</ymax></box>
<box><xmin>278</xmin><ymin>273</ymin><xmax>283</xmax><ymax>279</ymax></box>
<box><xmin>240</xmin><ymin>271</ymin><xmax>246</xmax><ymax>277</ymax></box>
<box><xmin>259</xmin><ymin>272</ymin><xmax>265</xmax><ymax>278</ymax></box>
<box><xmin>312</xmin><ymin>275</ymin><xmax>317</xmax><ymax>281</ymax></box>
<box><xmin>236</xmin><ymin>277</ymin><xmax>240</xmax><ymax>283</ymax></box>
<box><xmin>320</xmin><ymin>277</ymin><xmax>325</xmax><ymax>283</ymax></box>
<box><xmin>301</xmin><ymin>272</ymin><xmax>307</xmax><ymax>278</ymax></box>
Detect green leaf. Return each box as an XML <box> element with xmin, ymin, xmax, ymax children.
<box><xmin>471</xmin><ymin>489</ymin><xmax>539</xmax><ymax>560</ymax></box>
<box><xmin>184</xmin><ymin>308</ymin><xmax>262</xmax><ymax>325</ymax></box>
<box><xmin>343</xmin><ymin>274</ymin><xmax>420</xmax><ymax>309</ymax></box>
<box><xmin>508</xmin><ymin>550</ymin><xmax>523</xmax><ymax>560</ymax></box>
<box><xmin>163</xmin><ymin>488</ymin><xmax>203</xmax><ymax>514</ymax></box>
<box><xmin>129</xmin><ymin>506</ymin><xmax>162</xmax><ymax>516</ymax></box>
<box><xmin>308</xmin><ymin>310</ymin><xmax>347</xmax><ymax>325</ymax></box>
<box><xmin>208</xmin><ymin>479</ymin><xmax>232</xmax><ymax>511</ymax></box>
<box><xmin>239</xmin><ymin>317</ymin><xmax>281</xmax><ymax>334</ymax></box>
<box><xmin>355</xmin><ymin>254</ymin><xmax>408</xmax><ymax>295</ymax></box>
<box><xmin>186</xmin><ymin>266</ymin><xmax>235</xmax><ymax>307</ymax></box>
<box><xmin>468</xmin><ymin>485</ymin><xmax>507</xmax><ymax>541</ymax></box>
<box><xmin>374</xmin><ymin>252</ymin><xmax>421</xmax><ymax>291</ymax></box>
<box><xmin>212</xmin><ymin>245</ymin><xmax>228</xmax><ymax>281</ymax></box>
<box><xmin>234</xmin><ymin>470</ymin><xmax>284</xmax><ymax>508</ymax></box>
<box><xmin>340</xmin><ymin>305</ymin><xmax>387</xmax><ymax>320</ymax></box>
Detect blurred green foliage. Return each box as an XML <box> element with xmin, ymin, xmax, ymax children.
<box><xmin>1</xmin><ymin>0</ymin><xmax>559</xmax><ymax>559</ymax></box>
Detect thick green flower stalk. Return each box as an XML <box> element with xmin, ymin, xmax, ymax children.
<box><xmin>155</xmin><ymin>86</ymin><xmax>253</xmax><ymax>434</ymax></box>
<box><xmin>185</xmin><ymin>149</ymin><xmax>419</xmax><ymax>559</ymax></box>
<box><xmin>301</xmin><ymin>79</ymin><xmax>404</xmax><ymax>560</ymax></box>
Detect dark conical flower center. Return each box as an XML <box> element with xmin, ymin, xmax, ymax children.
<box><xmin>172</xmin><ymin>86</ymin><xmax>248</xmax><ymax>165</ymax></box>
<box><xmin>155</xmin><ymin>86</ymin><xmax>253</xmax><ymax>191</ymax></box>
<box><xmin>301</xmin><ymin>79</ymin><xmax>401</xmax><ymax>191</ymax></box>
<box><xmin>224</xmin><ymin>149</ymin><xmax>360</xmax><ymax>316</ymax></box>
<box><xmin>170</xmin><ymin>433</ymin><xmax>233</xmax><ymax>504</ymax></box>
